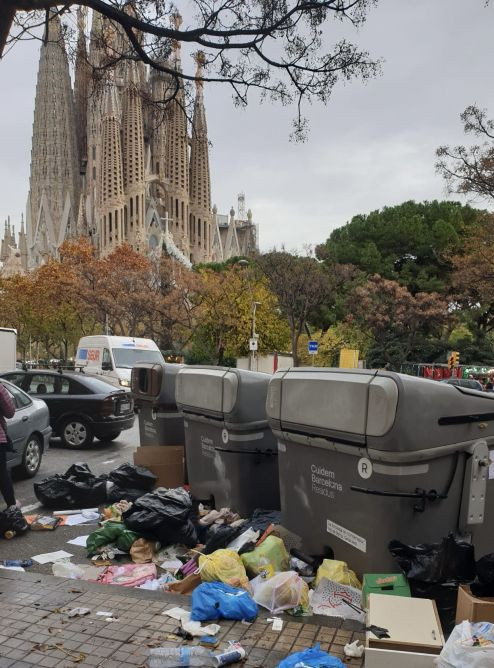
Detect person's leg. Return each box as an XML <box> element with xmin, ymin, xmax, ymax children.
<box><xmin>0</xmin><ymin>449</ymin><xmax>16</xmax><ymax>507</ymax></box>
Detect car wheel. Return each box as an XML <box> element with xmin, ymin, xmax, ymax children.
<box><xmin>60</xmin><ymin>418</ymin><xmax>94</xmax><ymax>449</ymax></box>
<box><xmin>97</xmin><ymin>431</ymin><xmax>121</xmax><ymax>442</ymax></box>
<box><xmin>20</xmin><ymin>434</ymin><xmax>42</xmax><ymax>478</ymax></box>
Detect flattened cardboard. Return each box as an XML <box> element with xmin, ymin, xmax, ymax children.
<box><xmin>133</xmin><ymin>445</ymin><xmax>184</xmax><ymax>488</ymax></box>
<box><xmin>456</xmin><ymin>584</ymin><xmax>494</xmax><ymax>625</ymax></box>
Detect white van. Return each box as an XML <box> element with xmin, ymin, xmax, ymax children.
<box><xmin>75</xmin><ymin>336</ymin><xmax>164</xmax><ymax>388</ymax></box>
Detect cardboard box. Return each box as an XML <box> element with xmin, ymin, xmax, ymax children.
<box><xmin>363</xmin><ymin>573</ymin><xmax>411</xmax><ymax>607</ymax></box>
<box><xmin>456</xmin><ymin>585</ymin><xmax>494</xmax><ymax>625</ymax></box>
<box><xmin>133</xmin><ymin>445</ymin><xmax>184</xmax><ymax>488</ymax></box>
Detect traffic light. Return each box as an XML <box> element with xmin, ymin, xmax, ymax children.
<box><xmin>448</xmin><ymin>351</ymin><xmax>460</xmax><ymax>369</ymax></box>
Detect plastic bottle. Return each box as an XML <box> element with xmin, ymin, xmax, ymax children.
<box><xmin>148</xmin><ymin>647</ymin><xmax>215</xmax><ymax>667</ymax></box>
<box><xmin>0</xmin><ymin>559</ymin><xmax>33</xmax><ymax>567</ymax></box>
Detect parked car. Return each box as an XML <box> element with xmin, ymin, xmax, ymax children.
<box><xmin>0</xmin><ymin>370</ymin><xmax>134</xmax><ymax>449</ymax></box>
<box><xmin>0</xmin><ymin>378</ymin><xmax>51</xmax><ymax>477</ymax></box>
<box><xmin>440</xmin><ymin>378</ymin><xmax>484</xmax><ymax>391</ymax></box>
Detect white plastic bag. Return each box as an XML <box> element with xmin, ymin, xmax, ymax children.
<box><xmin>251</xmin><ymin>571</ymin><xmax>308</xmax><ymax>614</ymax></box>
<box><xmin>52</xmin><ymin>561</ymin><xmax>85</xmax><ymax>579</ymax></box>
<box><xmin>435</xmin><ymin>621</ymin><xmax>494</xmax><ymax>668</ymax></box>
<box><xmin>309</xmin><ymin>577</ymin><xmax>364</xmax><ymax>622</ymax></box>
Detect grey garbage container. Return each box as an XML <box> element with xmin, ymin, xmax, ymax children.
<box><xmin>266</xmin><ymin>368</ymin><xmax>494</xmax><ymax>574</ymax></box>
<box><xmin>175</xmin><ymin>366</ymin><xmax>280</xmax><ymax>517</ymax></box>
<box><xmin>131</xmin><ymin>362</ymin><xmax>185</xmax><ymax>446</ymax></box>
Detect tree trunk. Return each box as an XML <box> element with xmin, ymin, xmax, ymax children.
<box><xmin>291</xmin><ymin>331</ymin><xmax>299</xmax><ymax>366</ymax></box>
<box><xmin>217</xmin><ymin>345</ymin><xmax>225</xmax><ymax>366</ymax></box>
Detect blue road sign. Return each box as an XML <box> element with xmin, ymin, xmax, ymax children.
<box><xmin>308</xmin><ymin>340</ymin><xmax>318</xmax><ymax>354</ymax></box>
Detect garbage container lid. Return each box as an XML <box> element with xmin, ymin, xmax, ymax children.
<box><xmin>267</xmin><ymin>368</ymin><xmax>494</xmax><ymax>453</ymax></box>
<box><xmin>176</xmin><ymin>366</ymin><xmax>270</xmax><ymax>424</ymax></box>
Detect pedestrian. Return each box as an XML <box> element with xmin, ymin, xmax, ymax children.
<box><xmin>0</xmin><ymin>382</ymin><xmax>16</xmax><ymax>508</ymax></box>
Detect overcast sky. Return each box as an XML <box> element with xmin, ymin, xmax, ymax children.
<box><xmin>0</xmin><ymin>0</ymin><xmax>493</xmax><ymax>251</ymax></box>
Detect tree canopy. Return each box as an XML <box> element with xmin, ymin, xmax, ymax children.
<box><xmin>2</xmin><ymin>0</ymin><xmax>381</xmax><ymax>139</ymax></box>
<box><xmin>316</xmin><ymin>200</ymin><xmax>482</xmax><ymax>293</ymax></box>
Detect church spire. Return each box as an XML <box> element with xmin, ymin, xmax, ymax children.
<box><xmin>99</xmin><ymin>80</ymin><xmax>125</xmax><ymax>255</ymax></box>
<box><xmin>165</xmin><ymin>13</ymin><xmax>190</xmax><ymax>256</ymax></box>
<box><xmin>189</xmin><ymin>52</ymin><xmax>212</xmax><ymax>263</ymax></box>
<box><xmin>27</xmin><ymin>10</ymin><xmax>79</xmax><ymax>262</ymax></box>
<box><xmin>74</xmin><ymin>7</ymin><xmax>89</xmax><ymax>170</ymax></box>
<box><xmin>122</xmin><ymin>60</ymin><xmax>146</xmax><ymax>251</ymax></box>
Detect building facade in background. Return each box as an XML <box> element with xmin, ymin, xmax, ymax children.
<box><xmin>15</xmin><ymin>9</ymin><xmax>259</xmax><ymax>273</ymax></box>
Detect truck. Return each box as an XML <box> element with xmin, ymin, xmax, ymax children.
<box><xmin>75</xmin><ymin>335</ymin><xmax>164</xmax><ymax>388</ymax></box>
<box><xmin>0</xmin><ymin>328</ymin><xmax>17</xmax><ymax>373</ymax></box>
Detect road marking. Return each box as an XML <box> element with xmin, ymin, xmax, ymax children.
<box><xmin>21</xmin><ymin>501</ymin><xmax>41</xmax><ymax>513</ymax></box>
<box><xmin>102</xmin><ymin>459</ymin><xmax>115</xmax><ymax>465</ymax></box>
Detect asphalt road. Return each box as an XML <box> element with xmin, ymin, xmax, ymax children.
<box><xmin>1</xmin><ymin>422</ymin><xmax>139</xmax><ymax>574</ymax></box>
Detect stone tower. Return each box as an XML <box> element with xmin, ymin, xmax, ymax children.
<box><xmin>99</xmin><ymin>81</ymin><xmax>125</xmax><ymax>255</ymax></box>
<box><xmin>189</xmin><ymin>53</ymin><xmax>212</xmax><ymax>264</ymax></box>
<box><xmin>122</xmin><ymin>61</ymin><xmax>146</xmax><ymax>252</ymax></box>
<box><xmin>74</xmin><ymin>7</ymin><xmax>89</xmax><ymax>171</ymax></box>
<box><xmin>165</xmin><ymin>15</ymin><xmax>190</xmax><ymax>256</ymax></box>
<box><xmin>27</xmin><ymin>11</ymin><xmax>79</xmax><ymax>263</ymax></box>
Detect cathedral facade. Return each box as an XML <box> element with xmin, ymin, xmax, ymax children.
<box><xmin>24</xmin><ymin>9</ymin><xmax>258</xmax><ymax>270</ymax></box>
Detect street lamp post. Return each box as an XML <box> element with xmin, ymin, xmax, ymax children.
<box><xmin>250</xmin><ymin>301</ymin><xmax>261</xmax><ymax>371</ymax></box>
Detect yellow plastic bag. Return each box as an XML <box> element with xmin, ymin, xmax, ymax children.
<box><xmin>199</xmin><ymin>549</ymin><xmax>250</xmax><ymax>590</ymax></box>
<box><xmin>314</xmin><ymin>559</ymin><xmax>361</xmax><ymax>589</ymax></box>
<box><xmin>241</xmin><ymin>536</ymin><xmax>289</xmax><ymax>577</ymax></box>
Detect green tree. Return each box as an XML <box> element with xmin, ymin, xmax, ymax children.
<box><xmin>316</xmin><ymin>200</ymin><xmax>481</xmax><ymax>294</ymax></box>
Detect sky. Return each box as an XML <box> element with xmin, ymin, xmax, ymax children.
<box><xmin>0</xmin><ymin>0</ymin><xmax>493</xmax><ymax>251</ymax></box>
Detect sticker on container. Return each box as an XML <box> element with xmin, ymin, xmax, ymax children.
<box><xmin>327</xmin><ymin>519</ymin><xmax>367</xmax><ymax>553</ymax></box>
<box><xmin>489</xmin><ymin>451</ymin><xmax>494</xmax><ymax>480</ymax></box>
<box><xmin>222</xmin><ymin>429</ymin><xmax>229</xmax><ymax>444</ymax></box>
<box><xmin>277</xmin><ymin>441</ymin><xmax>286</xmax><ymax>453</ymax></box>
<box><xmin>357</xmin><ymin>457</ymin><xmax>373</xmax><ymax>479</ymax></box>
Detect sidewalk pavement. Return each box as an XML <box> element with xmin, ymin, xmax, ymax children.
<box><xmin>0</xmin><ymin>570</ymin><xmax>365</xmax><ymax>668</ymax></box>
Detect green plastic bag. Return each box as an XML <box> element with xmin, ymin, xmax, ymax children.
<box><xmin>86</xmin><ymin>521</ymin><xmax>140</xmax><ymax>556</ymax></box>
<box><xmin>241</xmin><ymin>536</ymin><xmax>289</xmax><ymax>577</ymax></box>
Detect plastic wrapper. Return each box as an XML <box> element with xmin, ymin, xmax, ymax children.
<box><xmin>191</xmin><ymin>582</ymin><xmax>258</xmax><ymax>622</ymax></box>
<box><xmin>251</xmin><ymin>571</ymin><xmax>309</xmax><ymax>614</ymax></box>
<box><xmin>86</xmin><ymin>521</ymin><xmax>140</xmax><ymax>556</ymax></box>
<box><xmin>309</xmin><ymin>577</ymin><xmax>364</xmax><ymax>622</ymax></box>
<box><xmin>97</xmin><ymin>563</ymin><xmax>156</xmax><ymax>587</ymax></box>
<box><xmin>241</xmin><ymin>536</ymin><xmax>289</xmax><ymax>577</ymax></box>
<box><xmin>199</xmin><ymin>549</ymin><xmax>250</xmax><ymax>590</ymax></box>
<box><xmin>29</xmin><ymin>515</ymin><xmax>61</xmax><ymax>531</ymax></box>
<box><xmin>108</xmin><ymin>463</ymin><xmax>156</xmax><ymax>491</ymax></box>
<box><xmin>277</xmin><ymin>644</ymin><xmax>344</xmax><ymax>668</ymax></box>
<box><xmin>314</xmin><ymin>559</ymin><xmax>361</xmax><ymax>589</ymax></box>
<box><xmin>436</xmin><ymin>621</ymin><xmax>494</xmax><ymax>668</ymax></box>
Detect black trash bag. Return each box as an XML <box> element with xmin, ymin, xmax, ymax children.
<box><xmin>389</xmin><ymin>534</ymin><xmax>476</xmax><ymax>635</ymax></box>
<box><xmin>155</xmin><ymin>519</ymin><xmax>197</xmax><ymax>548</ymax></box>
<box><xmin>0</xmin><ymin>506</ymin><xmax>29</xmax><ymax>536</ymax></box>
<box><xmin>109</xmin><ymin>463</ymin><xmax>156</xmax><ymax>491</ymax></box>
<box><xmin>123</xmin><ymin>487</ymin><xmax>196</xmax><ymax>546</ymax></box>
<box><xmin>34</xmin><ymin>463</ymin><xmax>110</xmax><ymax>509</ymax></box>
<box><xmin>203</xmin><ymin>524</ymin><xmax>243</xmax><ymax>555</ymax></box>
<box><xmin>34</xmin><ymin>475</ymin><xmax>76</xmax><ymax>508</ymax></box>
<box><xmin>64</xmin><ymin>462</ymin><xmax>96</xmax><ymax>481</ymax></box>
<box><xmin>107</xmin><ymin>485</ymin><xmax>148</xmax><ymax>503</ymax></box>
<box><xmin>389</xmin><ymin>534</ymin><xmax>476</xmax><ymax>583</ymax></box>
<box><xmin>70</xmin><ymin>478</ymin><xmax>108</xmax><ymax>507</ymax></box>
<box><xmin>476</xmin><ymin>553</ymin><xmax>494</xmax><ymax>586</ymax></box>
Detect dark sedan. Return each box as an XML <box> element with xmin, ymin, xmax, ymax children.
<box><xmin>1</xmin><ymin>370</ymin><xmax>134</xmax><ymax>449</ymax></box>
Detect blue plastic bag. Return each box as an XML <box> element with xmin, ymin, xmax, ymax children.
<box><xmin>191</xmin><ymin>582</ymin><xmax>258</xmax><ymax>622</ymax></box>
<box><xmin>277</xmin><ymin>644</ymin><xmax>345</xmax><ymax>667</ymax></box>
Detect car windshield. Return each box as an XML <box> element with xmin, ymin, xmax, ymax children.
<box><xmin>112</xmin><ymin>348</ymin><xmax>163</xmax><ymax>369</ymax></box>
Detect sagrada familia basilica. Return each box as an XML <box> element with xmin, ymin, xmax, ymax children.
<box><xmin>2</xmin><ymin>8</ymin><xmax>258</xmax><ymax>274</ymax></box>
